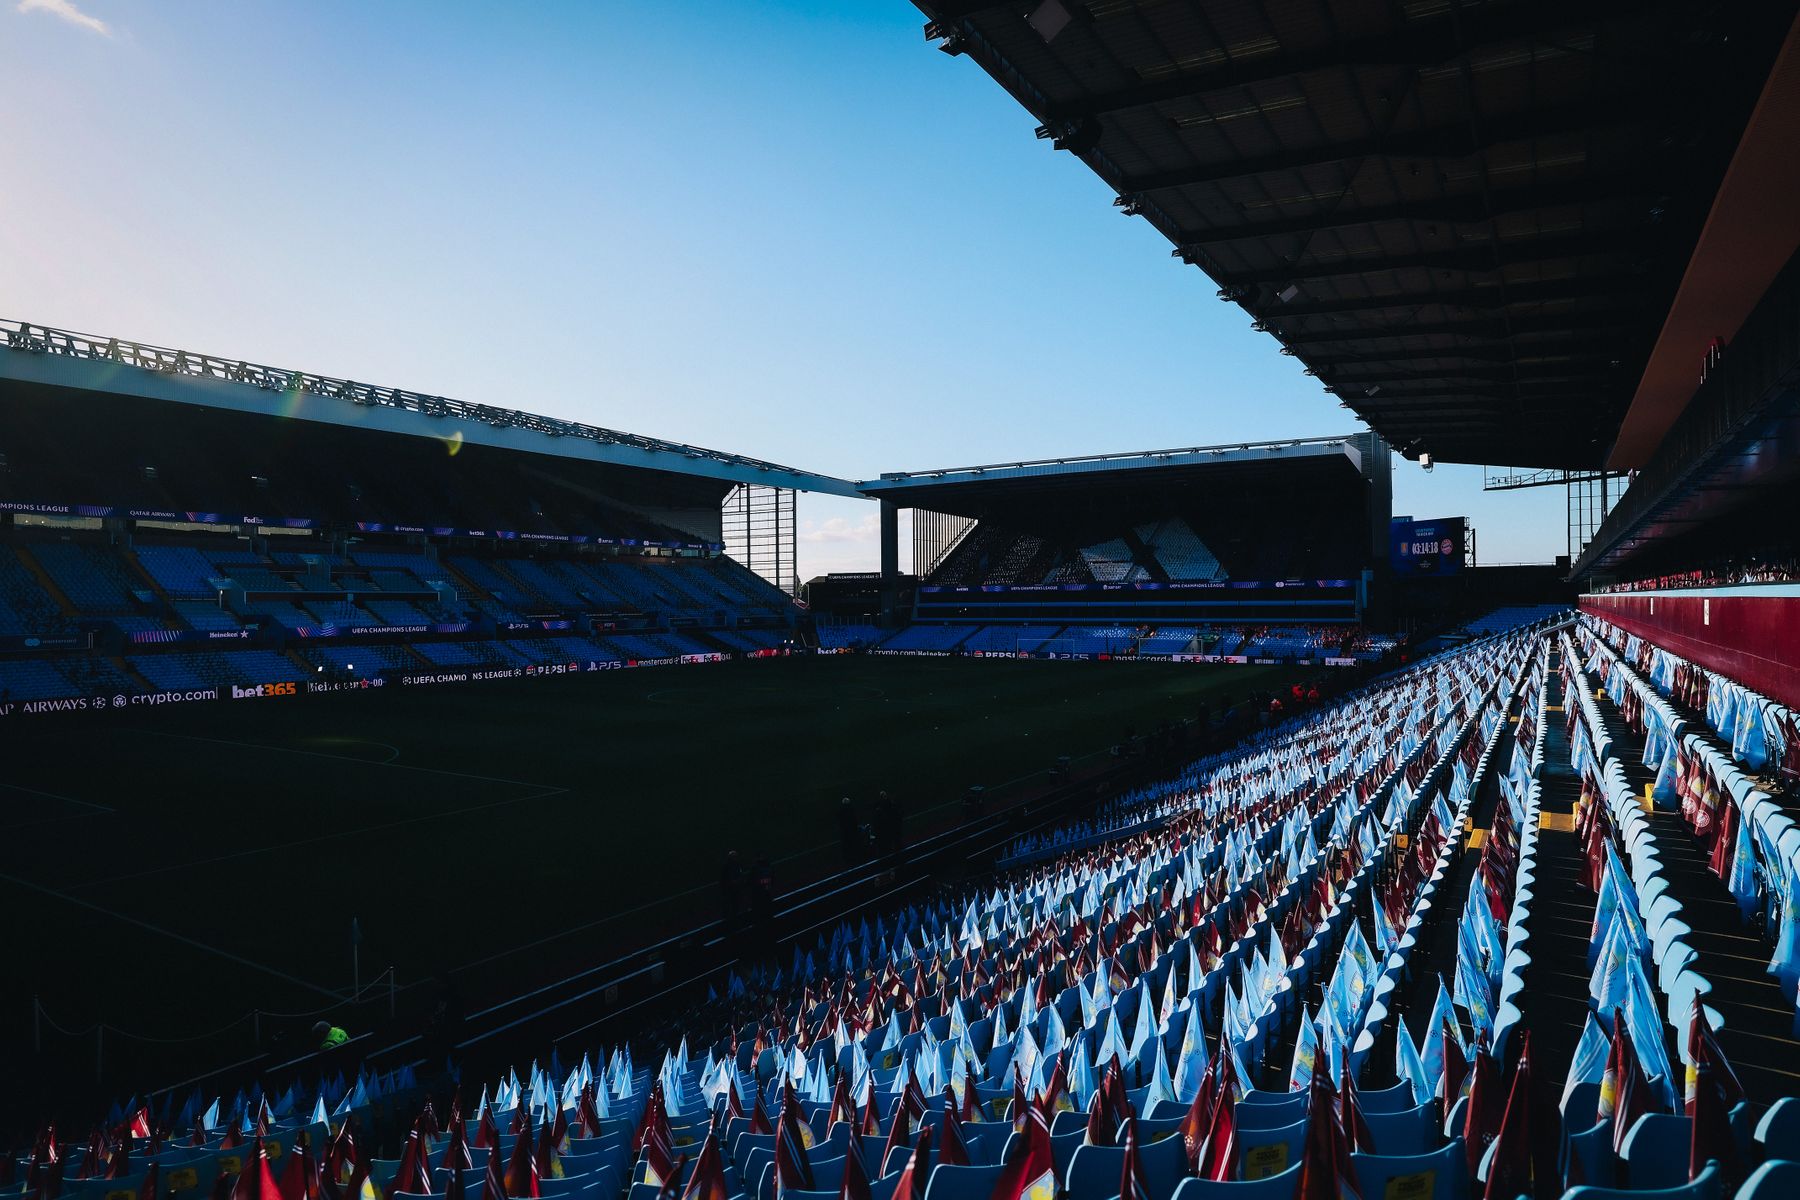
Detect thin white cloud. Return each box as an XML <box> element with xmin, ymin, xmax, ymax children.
<box><xmin>17</xmin><ymin>0</ymin><xmax>109</xmax><ymax>35</ymax></box>
<box><xmin>799</xmin><ymin>514</ymin><xmax>880</xmax><ymax>545</ymax></box>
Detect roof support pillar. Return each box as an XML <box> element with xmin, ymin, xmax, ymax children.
<box><xmin>879</xmin><ymin>499</ymin><xmax>903</xmax><ymax>627</ymax></box>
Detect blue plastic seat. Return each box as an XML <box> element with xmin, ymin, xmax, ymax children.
<box><xmin>1562</xmin><ymin>1160</ymin><xmax>1722</xmax><ymax>1200</ymax></box>
<box><xmin>919</xmin><ymin>1163</ymin><xmax>1006</xmax><ymax>1200</ymax></box>
<box><xmin>1236</xmin><ymin>1119</ymin><xmax>1306</xmax><ymax>1181</ymax></box>
<box><xmin>1362</xmin><ymin>1101</ymin><xmax>1439</xmax><ymax>1156</ymax></box>
<box><xmin>1050</xmin><ymin>1131</ymin><xmax>1085</xmax><ymax>1182</ymax></box>
<box><xmin>1358</xmin><ymin>1083</ymin><xmax>1415</xmax><ymax>1114</ymax></box>
<box><xmin>1235</xmin><ymin>1095</ymin><xmax>1306</xmax><ymax>1130</ymax></box>
<box><xmin>1348</xmin><ymin>1137</ymin><xmax>1467</xmax><ymax>1200</ymax></box>
<box><xmin>1621</xmin><ymin>1113</ymin><xmax>1693</xmax><ymax>1192</ymax></box>
<box><xmin>739</xmin><ymin>1146</ymin><xmax>774</xmax><ymax>1195</ymax></box>
<box><xmin>1754</xmin><ymin>1097</ymin><xmax>1800</xmax><ymax>1151</ymax></box>
<box><xmin>1559</xmin><ymin>1116</ymin><xmax>1613</xmax><ymax>1192</ymax></box>
<box><xmin>732</xmin><ymin>1132</ymin><xmax>775</xmax><ymax>1175</ymax></box>
<box><xmin>1064</xmin><ymin>1130</ymin><xmax>1186</xmax><ymax>1200</ymax></box>
<box><xmin>1168</xmin><ymin>1163</ymin><xmax>1300</xmax><ymax>1200</ymax></box>
<box><xmin>1563</xmin><ymin>1082</ymin><xmax>1601</xmax><ymax>1135</ymax></box>
<box><xmin>1737</xmin><ymin>1160</ymin><xmax>1800</xmax><ymax>1200</ymax></box>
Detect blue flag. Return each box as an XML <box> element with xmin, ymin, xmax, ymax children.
<box><xmin>1561</xmin><ymin>1013</ymin><xmax>1608</xmax><ymax>1111</ymax></box>
<box><xmin>1395</xmin><ymin>1014</ymin><xmax>1432</xmax><ymax>1106</ymax></box>
<box><xmin>1769</xmin><ymin>852</ymin><xmax>1800</xmax><ymax>996</ymax></box>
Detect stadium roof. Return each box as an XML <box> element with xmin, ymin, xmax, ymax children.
<box><xmin>858</xmin><ymin>435</ymin><xmax>1364</xmax><ymax>515</ymax></box>
<box><xmin>0</xmin><ymin>320</ymin><xmax>863</xmax><ymax>498</ymax></box>
<box><xmin>912</xmin><ymin>0</ymin><xmax>1800</xmax><ymax>470</ymax></box>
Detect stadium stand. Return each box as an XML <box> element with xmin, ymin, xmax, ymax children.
<box><xmin>1459</xmin><ymin>606</ymin><xmax>1571</xmax><ymax>638</ymax></box>
<box><xmin>0</xmin><ymin>545</ymin><xmax>74</xmax><ymax>637</ymax></box>
<box><xmin>8</xmin><ymin>0</ymin><xmax>1800</xmax><ymax>1162</ymax></box>
<box><xmin>958</xmin><ymin>625</ymin><xmax>1064</xmax><ymax>655</ymax></box>
<box><xmin>816</xmin><ymin>623</ymin><xmax>885</xmax><ymax>650</ymax></box>
<box><xmin>876</xmin><ymin>625</ymin><xmax>975</xmax><ymax>653</ymax></box>
<box><xmin>43</xmin><ymin>614</ymin><xmax>1770</xmax><ymax>1200</ymax></box>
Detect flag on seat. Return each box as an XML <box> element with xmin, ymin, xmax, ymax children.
<box><xmin>940</xmin><ymin>1092</ymin><xmax>972</xmax><ymax>1168</ymax></box>
<box><xmin>774</xmin><ymin>1091</ymin><xmax>815</xmax><ymax>1197</ymax></box>
<box><xmin>502</xmin><ymin>1118</ymin><xmax>539</xmax><ymax>1199</ymax></box>
<box><xmin>1192</xmin><ymin>1070</ymin><xmax>1237</xmax><ymax>1183</ymax></box>
<box><xmin>229</xmin><ymin>1138</ymin><xmax>282</xmax><ymax>1200</ymax></box>
<box><xmin>389</xmin><ymin>1128</ymin><xmax>432</xmax><ymax>1197</ymax></box>
<box><xmin>1117</xmin><ymin>1117</ymin><xmax>1151</xmax><ymax>1200</ymax></box>
<box><xmin>1687</xmin><ymin>1060</ymin><xmax>1737</xmax><ymax>1187</ymax></box>
<box><xmin>988</xmin><ymin>1100</ymin><xmax>1052</xmax><ymax>1200</ymax></box>
<box><xmin>655</xmin><ymin>1157</ymin><xmax>690</xmax><ymax>1200</ymax></box>
<box><xmin>474</xmin><ymin>1108</ymin><xmax>500</xmax><ymax>1154</ymax></box>
<box><xmin>480</xmin><ymin>1141</ymin><xmax>504</xmax><ymax>1200</ymax></box>
<box><xmin>102</xmin><ymin>1140</ymin><xmax>129</xmax><ymax>1182</ymax></box>
<box><xmin>1337</xmin><ymin>1067</ymin><xmax>1374</xmax><ymax>1154</ymax></box>
<box><xmin>889</xmin><ymin>1125</ymin><xmax>933</xmax><ymax>1200</ymax></box>
<box><xmin>836</xmin><ymin>1131</ymin><xmax>873</xmax><ymax>1200</ymax></box>
<box><xmin>1596</xmin><ymin>1009</ymin><xmax>1649</xmax><ymax>1157</ymax></box>
<box><xmin>680</xmin><ymin>1133</ymin><xmax>729</xmax><ymax>1200</ymax></box>
<box><xmin>1295</xmin><ymin>1075</ymin><xmax>1358</xmax><ymax>1200</ymax></box>
<box><xmin>444</xmin><ymin>1115</ymin><xmax>475</xmax><ymax>1165</ymax></box>
<box><xmin>1462</xmin><ymin>1050</ymin><xmax>1503</xmax><ymax>1178</ymax></box>
<box><xmin>1083</xmin><ymin>1063</ymin><xmax>1118</xmax><ymax>1147</ymax></box>
<box><xmin>748</xmin><ymin>1094</ymin><xmax>774</xmax><ymax>1137</ymax></box>
<box><xmin>1684</xmin><ymin>1005</ymin><xmax>1744</xmax><ymax>1121</ymax></box>
<box><xmin>879</xmin><ymin>1096</ymin><xmax>913</xmax><ymax>1178</ymax></box>
<box><xmin>1481</xmin><ymin>1035</ymin><xmax>1536</xmax><ymax>1200</ymax></box>
<box><xmin>325</xmin><ymin>1120</ymin><xmax>357</xmax><ymax>1186</ymax></box>
<box><xmin>278</xmin><ymin>1139</ymin><xmax>320</xmax><ymax>1200</ymax></box>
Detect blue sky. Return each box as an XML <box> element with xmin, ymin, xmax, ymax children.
<box><xmin>1</xmin><ymin>0</ymin><xmax>1567</xmax><ymax>580</ymax></box>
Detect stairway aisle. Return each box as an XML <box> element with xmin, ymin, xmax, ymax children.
<box><xmin>1522</xmin><ymin>643</ymin><xmax>1603</xmax><ymax>1089</ymax></box>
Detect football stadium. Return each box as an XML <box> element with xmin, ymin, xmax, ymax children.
<box><xmin>4</xmin><ymin>2</ymin><xmax>1800</xmax><ymax>1200</ymax></box>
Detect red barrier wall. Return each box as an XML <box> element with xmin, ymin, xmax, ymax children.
<box><xmin>1582</xmin><ymin>589</ymin><xmax>1800</xmax><ymax>710</ymax></box>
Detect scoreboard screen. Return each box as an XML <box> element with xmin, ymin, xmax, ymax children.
<box><xmin>1391</xmin><ymin>517</ymin><xmax>1465</xmax><ymax>576</ymax></box>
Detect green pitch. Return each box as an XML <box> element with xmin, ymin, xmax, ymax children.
<box><xmin>1</xmin><ymin>654</ymin><xmax>1301</xmax><ymax>1088</ymax></box>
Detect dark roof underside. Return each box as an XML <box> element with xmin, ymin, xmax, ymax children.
<box><xmin>865</xmin><ymin>451</ymin><xmax>1362</xmax><ymax>520</ymax></box>
<box><xmin>915</xmin><ymin>0</ymin><xmax>1799</xmax><ymax>468</ymax></box>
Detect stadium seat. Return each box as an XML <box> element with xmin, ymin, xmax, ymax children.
<box><xmin>1063</xmin><ymin>1129</ymin><xmax>1185</xmax><ymax>1200</ymax></box>
<box><xmin>1357</xmin><ymin>1082</ymin><xmax>1416</xmax><ymax>1114</ymax></box>
<box><xmin>919</xmin><ymin>1163</ymin><xmax>1006</xmax><ymax>1200</ymax></box>
<box><xmin>1235</xmin><ymin>1119</ymin><xmax>1306</xmax><ymax>1181</ymax></box>
<box><xmin>1348</xmin><ymin>1139</ymin><xmax>1468</xmax><ymax>1200</ymax></box>
<box><xmin>1562</xmin><ymin>1161</ymin><xmax>1723</xmax><ymax>1200</ymax></box>
<box><xmin>1234</xmin><ymin>1092</ymin><xmax>1306</xmax><ymax>1127</ymax></box>
<box><xmin>1737</xmin><ymin>1161</ymin><xmax>1800</xmax><ymax>1200</ymax></box>
<box><xmin>1754</xmin><ymin>1097</ymin><xmax>1800</xmax><ymax>1151</ymax></box>
<box><xmin>1621</xmin><ymin>1113</ymin><xmax>1694</xmax><ymax>1192</ymax></box>
<box><xmin>1361</xmin><ymin>1102</ymin><xmax>1439</xmax><ymax>1156</ymax></box>
<box><xmin>1168</xmin><ymin>1163</ymin><xmax>1300</xmax><ymax>1200</ymax></box>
